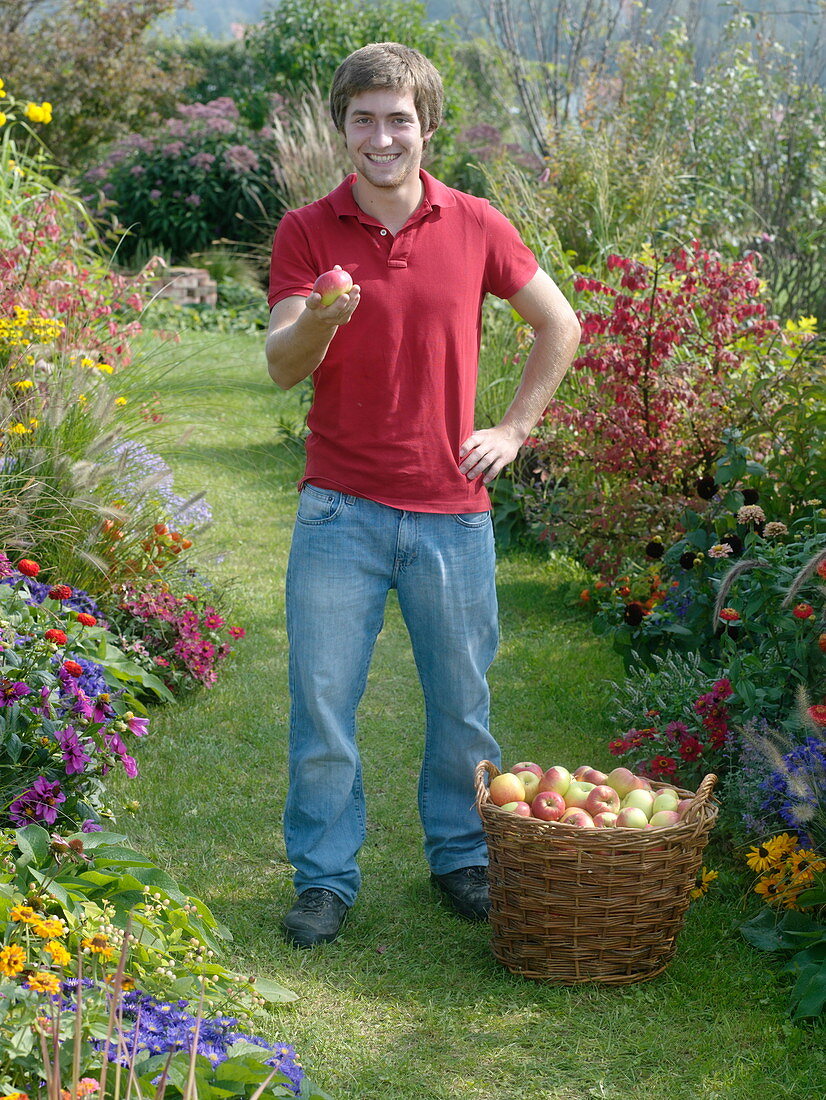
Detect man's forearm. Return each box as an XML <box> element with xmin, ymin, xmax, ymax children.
<box><xmin>266</xmin><ymin>309</ymin><xmax>339</xmax><ymax>390</ymax></box>
<box><xmin>498</xmin><ymin>317</ymin><xmax>580</xmax><ymax>439</ymax></box>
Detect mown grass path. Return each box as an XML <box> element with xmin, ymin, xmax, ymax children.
<box><xmin>115</xmin><ymin>332</ymin><xmax>823</xmax><ymax>1099</ymax></box>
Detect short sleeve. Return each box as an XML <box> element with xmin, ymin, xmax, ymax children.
<box><xmin>268</xmin><ymin>212</ymin><xmax>317</xmax><ymax>310</ymax></box>
<box><xmin>482</xmin><ymin>202</ymin><xmax>539</xmax><ymax>301</ymax></box>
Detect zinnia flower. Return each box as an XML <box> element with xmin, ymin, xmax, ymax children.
<box><xmin>62</xmin><ymin>660</ymin><xmax>83</xmax><ymax>677</ymax></box>
<box><xmin>695</xmin><ymin>476</ymin><xmax>718</xmax><ymax>500</ymax></box>
<box><xmin>17</xmin><ymin>558</ymin><xmax>40</xmax><ymax>577</ymax></box>
<box><xmin>48</xmin><ymin>585</ymin><xmax>73</xmax><ymax>600</ymax></box>
<box><xmin>44</xmin><ymin>940</ymin><xmax>71</xmax><ymax>967</ymax></box>
<box><xmin>719</xmin><ymin>608</ymin><xmax>740</xmax><ymax>622</ymax></box>
<box><xmin>76</xmin><ymin>612</ymin><xmax>97</xmax><ymax>627</ymax></box>
<box><xmin>25</xmin><ymin>971</ymin><xmax>61</xmax><ymax>994</ymax></box>
<box><xmin>708</xmin><ymin>543</ymin><xmax>733</xmax><ymax>559</ymax></box>
<box><xmin>737</xmin><ymin>504</ymin><xmax>766</xmax><ymax>525</ymax></box>
<box><xmin>623</xmin><ymin>602</ymin><xmax>645</xmax><ymax>625</ymax></box>
<box><xmin>0</xmin><ymin>944</ymin><xmax>26</xmax><ymax>977</ymax></box>
<box><xmin>807</xmin><ymin>704</ymin><xmax>826</xmax><ymax>727</ymax></box>
<box><xmin>44</xmin><ymin>628</ymin><xmax>67</xmax><ymax>645</ymax></box>
<box><xmin>763</xmin><ymin>521</ymin><xmax>788</xmax><ymax>538</ymax></box>
<box><xmin>228</xmin><ymin>626</ymin><xmax>246</xmax><ymax>639</ymax></box>
<box><xmin>792</xmin><ymin>602</ymin><xmax>814</xmax><ymax>620</ymax></box>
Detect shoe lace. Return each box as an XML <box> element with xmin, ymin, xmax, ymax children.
<box><xmin>299</xmin><ymin>889</ymin><xmax>338</xmax><ymax>912</ymax></box>
<box><xmin>461</xmin><ymin>867</ymin><xmax>488</xmax><ymax>887</ymax></box>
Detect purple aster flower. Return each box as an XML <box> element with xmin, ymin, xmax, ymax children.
<box><xmin>9</xmin><ymin>777</ymin><xmax>66</xmax><ymax>826</ymax></box>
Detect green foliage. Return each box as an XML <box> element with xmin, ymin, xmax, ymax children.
<box><xmin>740</xmin><ymin>905</ymin><xmax>826</xmax><ymax>1022</ymax></box>
<box><xmin>0</xmin><ymin>0</ymin><xmax>195</xmax><ymax>173</ymax></box>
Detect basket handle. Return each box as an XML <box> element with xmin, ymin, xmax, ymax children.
<box><xmin>681</xmin><ymin>773</ymin><xmax>717</xmax><ymax>823</ymax></box>
<box><xmin>474</xmin><ymin>759</ymin><xmax>500</xmax><ymax>814</ymax></box>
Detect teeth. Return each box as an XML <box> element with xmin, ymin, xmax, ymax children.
<box><xmin>369</xmin><ymin>154</ymin><xmax>398</xmax><ymax>162</ymax></box>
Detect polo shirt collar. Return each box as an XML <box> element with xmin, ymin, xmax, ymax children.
<box><xmin>326</xmin><ymin>169</ymin><xmax>456</xmax><ymax>222</ymax></box>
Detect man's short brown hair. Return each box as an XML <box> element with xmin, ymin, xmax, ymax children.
<box><xmin>329</xmin><ymin>42</ymin><xmax>444</xmax><ymax>136</ymax></box>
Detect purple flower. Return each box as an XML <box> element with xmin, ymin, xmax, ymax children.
<box><xmin>57</xmin><ymin>725</ymin><xmax>93</xmax><ymax>775</ymax></box>
<box><xmin>162</xmin><ymin>141</ymin><xmax>185</xmax><ymax>158</ymax></box>
<box><xmin>9</xmin><ymin>777</ymin><xmax>66</xmax><ymax>826</ymax></box>
<box><xmin>185</xmin><ymin>193</ymin><xmax>202</xmax><ymax>207</ymax></box>
<box><xmin>0</xmin><ymin>679</ymin><xmax>31</xmax><ymax>705</ymax></box>
<box><xmin>82</xmin><ymin>819</ymin><xmax>103</xmax><ymax>833</ymax></box>
<box><xmin>149</xmin><ymin>188</ymin><xmax>162</xmax><ymax>200</ymax></box>
<box><xmin>0</xmin><ymin>552</ymin><xmax>15</xmax><ymax>579</ymax></box>
<box><xmin>223</xmin><ymin>144</ymin><xmax>259</xmax><ymax>173</ymax></box>
<box><xmin>130</xmin><ymin>165</ymin><xmax>146</xmax><ymax>176</ymax></box>
<box><xmin>188</xmin><ymin>152</ymin><xmax>215</xmax><ymax>170</ymax></box>
<box><xmin>125</xmin><ymin>714</ymin><xmax>149</xmax><ymax>737</ymax></box>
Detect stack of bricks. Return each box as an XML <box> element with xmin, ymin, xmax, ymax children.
<box><xmin>151</xmin><ymin>266</ymin><xmax>218</xmax><ymax>308</ymax></box>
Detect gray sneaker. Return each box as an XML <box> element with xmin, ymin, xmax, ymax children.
<box><xmin>282</xmin><ymin>888</ymin><xmax>350</xmax><ymax>948</ymax></box>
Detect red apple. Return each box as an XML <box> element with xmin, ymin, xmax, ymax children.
<box><xmin>514</xmin><ymin>770</ymin><xmax>541</xmax><ymax>803</ymax></box>
<box><xmin>563</xmin><ymin>780</ymin><xmax>595</xmax><ymax>809</ymax></box>
<box><xmin>538</xmin><ymin>765</ymin><xmax>571</xmax><ymax>797</ymax></box>
<box><xmin>572</xmin><ymin>764</ymin><xmax>593</xmax><ymax>779</ymax></box>
<box><xmin>489</xmin><ymin>772</ymin><xmax>526</xmax><ymax>806</ymax></box>
<box><xmin>616</xmin><ymin>806</ymin><xmax>649</xmax><ymax>829</ymax></box>
<box><xmin>676</xmin><ymin>798</ymin><xmax>694</xmax><ymax>819</ymax></box>
<box><xmin>560</xmin><ymin>808</ymin><xmax>595</xmax><ymax>827</ymax></box>
<box><xmin>584</xmin><ymin>784</ymin><xmax>621</xmax><ymax>817</ymax></box>
<box><xmin>501</xmin><ymin>800</ymin><xmax>532</xmax><ymax>817</ymax></box>
<box><xmin>604</xmin><ymin>766</ymin><xmax>638</xmax><ymax>799</ymax></box>
<box><xmin>313</xmin><ymin>267</ymin><xmax>353</xmax><ymax>306</ymax></box>
<box><xmin>510</xmin><ymin>761</ymin><xmax>543</xmax><ymax>778</ymax></box>
<box><xmin>578</xmin><ymin>767</ymin><xmax>608</xmax><ymax>785</ymax></box>
<box><xmin>592</xmin><ymin>811</ymin><xmax>618</xmax><ymax>827</ymax></box>
<box><xmin>530</xmin><ymin>789</ymin><xmax>566</xmax><ymax>822</ymax></box>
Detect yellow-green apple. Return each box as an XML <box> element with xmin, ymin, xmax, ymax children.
<box><xmin>489</xmin><ymin>772</ymin><xmax>526</xmax><ymax>806</ymax></box>
<box><xmin>510</xmin><ymin>761</ymin><xmax>543</xmax><ymax>778</ymax></box>
<box><xmin>560</xmin><ymin>807</ymin><xmax>595</xmax><ymax>827</ymax></box>
<box><xmin>501</xmin><ymin>800</ymin><xmax>532</xmax><ymax>817</ymax></box>
<box><xmin>676</xmin><ymin>798</ymin><xmax>694</xmax><ymax>818</ymax></box>
<box><xmin>515</xmin><ymin>770</ymin><xmax>541</xmax><ymax>803</ymax></box>
<box><xmin>577</xmin><ymin>766</ymin><xmax>608</xmax><ymax>785</ymax></box>
<box><xmin>531</xmin><ymin>789</ymin><xmax>566</xmax><ymax>821</ymax></box>
<box><xmin>313</xmin><ymin>267</ymin><xmax>353</xmax><ymax>306</ymax></box>
<box><xmin>604</xmin><ymin>767</ymin><xmax>638</xmax><ymax>799</ymax></box>
<box><xmin>584</xmin><ymin>784</ymin><xmax>621</xmax><ymax>817</ymax></box>
<box><xmin>616</xmin><ymin>806</ymin><xmax>649</xmax><ymax>828</ymax></box>
<box><xmin>651</xmin><ymin>789</ymin><xmax>680</xmax><ymax>814</ymax></box>
<box><xmin>538</xmin><ymin>765</ymin><xmax>571</xmax><ymax>797</ymax></box>
<box><xmin>621</xmin><ymin>788</ymin><xmax>655</xmax><ymax>818</ymax></box>
<box><xmin>563</xmin><ymin>780</ymin><xmax>596</xmax><ymax>809</ymax></box>
<box><xmin>649</xmin><ymin>809</ymin><xmax>681</xmax><ymax>827</ymax></box>
<box><xmin>593</xmin><ymin>811</ymin><xmax>618</xmax><ymax>827</ymax></box>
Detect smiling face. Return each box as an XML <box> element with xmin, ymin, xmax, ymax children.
<box><xmin>343</xmin><ymin>88</ymin><xmax>434</xmax><ymax>195</ymax></box>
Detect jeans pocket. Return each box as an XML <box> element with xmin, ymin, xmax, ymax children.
<box><xmin>296</xmin><ymin>483</ymin><xmax>346</xmax><ymax>525</ymax></box>
<box><xmin>452</xmin><ymin>511</ymin><xmax>492</xmax><ymax>529</ymax></box>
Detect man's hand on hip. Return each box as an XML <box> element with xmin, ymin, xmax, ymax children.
<box><xmin>458</xmin><ymin>425</ymin><xmax>523</xmax><ymax>484</ymax></box>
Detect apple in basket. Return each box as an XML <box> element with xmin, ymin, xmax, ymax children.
<box><xmin>652</xmin><ymin>789</ymin><xmax>680</xmax><ymax>814</ymax></box>
<box><xmin>562</xmin><ymin>780</ymin><xmax>595</xmax><ymax>809</ymax></box>
<box><xmin>592</xmin><ymin>811</ymin><xmax>619</xmax><ymax>827</ymax></box>
<box><xmin>511</xmin><ymin>761</ymin><xmax>543</xmax><ymax>778</ymax></box>
<box><xmin>531</xmin><ymin>789</ymin><xmax>566</xmax><ymax>822</ymax></box>
<box><xmin>584</xmin><ymin>784</ymin><xmax>621</xmax><ymax>818</ymax></box>
<box><xmin>615</xmin><ymin>806</ymin><xmax>649</xmax><ymax>829</ymax></box>
<box><xmin>574</xmin><ymin>765</ymin><xmax>608</xmax><ymax>785</ymax></box>
<box><xmin>489</xmin><ymin>772</ymin><xmax>526</xmax><ymax>806</ymax></box>
<box><xmin>622</xmin><ymin>788</ymin><xmax>656</xmax><ymax>817</ymax></box>
<box><xmin>538</xmin><ymin>765</ymin><xmax>571</xmax><ymax>797</ymax></box>
<box><xmin>501</xmin><ymin>800</ymin><xmax>533</xmax><ymax>817</ymax></box>
<box><xmin>560</xmin><ymin>808</ymin><xmax>595</xmax><ymax>827</ymax></box>
<box><xmin>650</xmin><ymin>809</ymin><xmax>681</xmax><ymax>827</ymax></box>
<box><xmin>514</xmin><ymin>770</ymin><xmax>542</xmax><ymax>803</ymax></box>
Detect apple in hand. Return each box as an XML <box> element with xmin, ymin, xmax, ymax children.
<box><xmin>538</xmin><ymin>765</ymin><xmax>571</xmax><ymax>797</ymax></box>
<box><xmin>584</xmin><ymin>784</ymin><xmax>621</xmax><ymax>817</ymax></box>
<box><xmin>563</xmin><ymin>780</ymin><xmax>595</xmax><ymax>809</ymax></box>
<box><xmin>616</xmin><ymin>806</ymin><xmax>649</xmax><ymax>829</ymax></box>
<box><xmin>515</xmin><ymin>770</ymin><xmax>541</xmax><ymax>803</ymax></box>
<box><xmin>511</xmin><ymin>761</ymin><xmax>543</xmax><ymax>778</ymax></box>
<box><xmin>313</xmin><ymin>267</ymin><xmax>353</xmax><ymax>306</ymax></box>
<box><xmin>501</xmin><ymin>800</ymin><xmax>532</xmax><ymax>817</ymax></box>
<box><xmin>489</xmin><ymin>772</ymin><xmax>526</xmax><ymax>806</ymax></box>
<box><xmin>560</xmin><ymin>808</ymin><xmax>595</xmax><ymax>827</ymax></box>
<box><xmin>531</xmin><ymin>789</ymin><xmax>566</xmax><ymax>821</ymax></box>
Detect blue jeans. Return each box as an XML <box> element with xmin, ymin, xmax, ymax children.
<box><xmin>284</xmin><ymin>484</ymin><xmax>501</xmax><ymax>905</ymax></box>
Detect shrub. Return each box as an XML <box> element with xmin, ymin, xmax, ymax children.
<box><xmin>84</xmin><ymin>97</ymin><xmax>283</xmax><ymax>264</ymax></box>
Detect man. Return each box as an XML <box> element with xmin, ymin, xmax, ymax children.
<box><xmin>266</xmin><ymin>42</ymin><xmax>580</xmax><ymax>948</ymax></box>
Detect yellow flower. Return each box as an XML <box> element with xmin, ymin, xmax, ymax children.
<box><xmin>754</xmin><ymin>872</ymin><xmax>785</xmax><ymax>904</ymax></box>
<box><xmin>0</xmin><ymin>943</ymin><xmax>27</xmax><ymax>977</ymax></box>
<box><xmin>82</xmin><ymin>933</ymin><xmax>113</xmax><ymax>959</ymax></box>
<box><xmin>0</xmin><ymin>113</ymin><xmax>6</xmax><ymax>128</ymax></box>
<box><xmin>6</xmin><ymin>422</ymin><xmax>30</xmax><ymax>434</ymax></box>
<box><xmin>26</xmin><ymin>971</ymin><xmax>61</xmax><ymax>994</ymax></box>
<box><xmin>11</xmin><ymin>379</ymin><xmax>34</xmax><ymax>391</ymax></box>
<box><xmin>786</xmin><ymin>848</ymin><xmax>826</xmax><ymax>883</ymax></box>
<box><xmin>0</xmin><ymin>77</ymin><xmax>5</xmax><ymax>93</ymax></box>
<box><xmin>32</xmin><ymin>916</ymin><xmax>67</xmax><ymax>938</ymax></box>
<box><xmin>10</xmin><ymin>904</ymin><xmax>38</xmax><ymax>923</ymax></box>
<box><xmin>0</xmin><ymin>1092</ymin><xmax>30</xmax><ymax>1100</ymax></box>
<box><xmin>690</xmin><ymin>866</ymin><xmax>719</xmax><ymax>899</ymax></box>
<box><xmin>114</xmin><ymin>396</ymin><xmax>127</xmax><ymax>406</ymax></box>
<box><xmin>43</xmin><ymin>940</ymin><xmax>71</xmax><ymax>967</ymax></box>
<box><xmin>745</xmin><ymin>842</ymin><xmax>777</xmax><ymax>874</ymax></box>
<box><xmin>24</xmin><ymin>102</ymin><xmax>44</xmax><ymax>123</ymax></box>
<box><xmin>40</xmin><ymin>101</ymin><xmax>52</xmax><ymax>124</ymax></box>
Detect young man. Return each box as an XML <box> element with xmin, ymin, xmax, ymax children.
<box><xmin>266</xmin><ymin>42</ymin><xmax>580</xmax><ymax>948</ymax></box>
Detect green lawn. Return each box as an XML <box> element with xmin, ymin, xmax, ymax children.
<box><xmin>114</xmin><ymin>331</ymin><xmax>823</xmax><ymax>1100</ymax></box>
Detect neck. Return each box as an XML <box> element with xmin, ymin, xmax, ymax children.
<box><xmin>352</xmin><ymin>172</ymin><xmax>424</xmax><ymax>232</ymax></box>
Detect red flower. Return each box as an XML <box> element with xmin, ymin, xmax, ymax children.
<box><xmin>808</xmin><ymin>704</ymin><xmax>826</xmax><ymax>728</ymax></box>
<box><xmin>678</xmin><ymin>736</ymin><xmax>703</xmax><ymax>761</ymax></box>
<box><xmin>608</xmin><ymin>738</ymin><xmax>628</xmax><ymax>755</ymax></box>
<box><xmin>48</xmin><ymin>584</ymin><xmax>73</xmax><ymax>600</ymax></box>
<box><xmin>648</xmin><ymin>755</ymin><xmax>678</xmax><ymax>778</ymax></box>
<box><xmin>819</xmin><ymin>634</ymin><xmax>826</xmax><ymax>654</ymax></box>
<box><xmin>817</xmin><ymin>559</ymin><xmax>826</xmax><ymax>580</ymax></box>
<box><xmin>17</xmin><ymin>559</ymin><xmax>40</xmax><ymax>577</ymax></box>
<box><xmin>228</xmin><ymin>626</ymin><xmax>246</xmax><ymax>639</ymax></box>
<box><xmin>44</xmin><ymin>629</ymin><xmax>67</xmax><ymax>645</ymax></box>
<box><xmin>719</xmin><ymin>608</ymin><xmax>740</xmax><ymax>622</ymax></box>
<box><xmin>792</xmin><ymin>602</ymin><xmax>815</xmax><ymax>620</ymax></box>
<box><xmin>62</xmin><ymin>660</ymin><xmax>83</xmax><ymax>678</ymax></box>
<box><xmin>76</xmin><ymin>613</ymin><xmax>97</xmax><ymax>627</ymax></box>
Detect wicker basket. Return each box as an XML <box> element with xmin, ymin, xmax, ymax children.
<box><xmin>474</xmin><ymin>761</ymin><xmax>719</xmax><ymax>984</ymax></box>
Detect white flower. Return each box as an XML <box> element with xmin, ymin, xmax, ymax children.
<box><xmin>737</xmin><ymin>504</ymin><xmax>766</xmax><ymax>525</ymax></box>
<box><xmin>708</xmin><ymin>543</ymin><xmax>734</xmax><ymax>559</ymax></box>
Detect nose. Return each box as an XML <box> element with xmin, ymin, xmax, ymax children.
<box><xmin>371</xmin><ymin>123</ymin><xmax>393</xmax><ymax>149</ymax></box>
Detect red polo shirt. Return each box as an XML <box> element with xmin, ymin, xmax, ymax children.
<box><xmin>268</xmin><ymin>170</ymin><xmax>538</xmax><ymax>512</ymax></box>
